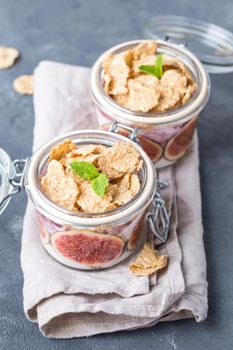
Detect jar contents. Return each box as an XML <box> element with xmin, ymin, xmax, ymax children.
<box><xmin>102</xmin><ymin>40</ymin><xmax>197</xmax><ymax>113</ymax></box>
<box><xmin>40</xmin><ymin>139</ymin><xmax>143</xmax><ymax>214</ymax></box>
<box><xmin>37</xmin><ymin>209</ymin><xmax>145</xmax><ymax>269</ymax></box>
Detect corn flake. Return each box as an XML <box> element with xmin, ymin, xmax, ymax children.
<box><xmin>103</xmin><ymin>73</ymin><xmax>112</xmax><ymax>94</ymax></box>
<box><xmin>49</xmin><ymin>139</ymin><xmax>76</xmax><ymax>162</ymax></box>
<box><xmin>13</xmin><ymin>75</ymin><xmax>34</xmax><ymax>95</ymax></box>
<box><xmin>113</xmin><ymin>173</ymin><xmax>140</xmax><ymax>205</ymax></box>
<box><xmin>0</xmin><ymin>46</ymin><xmax>19</xmax><ymax>69</ymax></box>
<box><xmin>182</xmin><ymin>83</ymin><xmax>197</xmax><ymax>105</ymax></box>
<box><xmin>62</xmin><ymin>144</ymin><xmax>107</xmax><ymax>168</ymax></box>
<box><xmin>124</xmin><ymin>49</ymin><xmax>134</xmax><ymax>67</ymax></box>
<box><xmin>129</xmin><ymin>243</ymin><xmax>168</xmax><ymax>276</ymax></box>
<box><xmin>76</xmin><ymin>181</ymin><xmax>115</xmax><ymax>213</ymax></box>
<box><xmin>98</xmin><ymin>141</ymin><xmax>142</xmax><ymax>179</ymax></box>
<box><xmin>41</xmin><ymin>160</ymin><xmax>79</xmax><ymax>211</ymax></box>
<box><xmin>125</xmin><ymin>75</ymin><xmax>160</xmax><ymax>112</ymax></box>
<box><xmin>133</xmin><ymin>41</ymin><xmax>157</xmax><ymax>60</ymax></box>
<box><xmin>154</xmin><ymin>87</ymin><xmax>181</xmax><ymax>112</ymax></box>
<box><xmin>160</xmin><ymin>69</ymin><xmax>187</xmax><ymax>93</ymax></box>
<box><xmin>114</xmin><ymin>93</ymin><xmax>129</xmax><ymax>108</ymax></box>
<box><xmin>102</xmin><ymin>52</ymin><xmax>130</xmax><ymax>95</ymax></box>
<box><xmin>74</xmin><ymin>144</ymin><xmax>107</xmax><ymax>156</ymax></box>
<box><xmin>163</xmin><ymin>55</ymin><xmax>194</xmax><ymax>82</ymax></box>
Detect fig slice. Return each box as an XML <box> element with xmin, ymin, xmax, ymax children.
<box><xmin>51</xmin><ymin>230</ymin><xmax>124</xmax><ymax>266</ymax></box>
<box><xmin>164</xmin><ymin>117</ymin><xmax>197</xmax><ymax>161</ymax></box>
<box><xmin>137</xmin><ymin>135</ymin><xmax>163</xmax><ymax>162</ymax></box>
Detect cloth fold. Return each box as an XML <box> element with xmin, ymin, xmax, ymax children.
<box><xmin>21</xmin><ymin>61</ymin><xmax>208</xmax><ymax>338</ymax></box>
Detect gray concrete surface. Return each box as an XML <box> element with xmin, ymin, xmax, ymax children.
<box><xmin>0</xmin><ymin>0</ymin><xmax>233</xmax><ymax>349</ymax></box>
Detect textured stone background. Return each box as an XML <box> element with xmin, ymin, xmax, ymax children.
<box><xmin>0</xmin><ymin>0</ymin><xmax>233</xmax><ymax>349</ymax></box>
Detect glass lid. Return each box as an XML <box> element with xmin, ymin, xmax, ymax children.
<box><xmin>0</xmin><ymin>148</ymin><xmax>28</xmax><ymax>215</ymax></box>
<box><xmin>144</xmin><ymin>15</ymin><xmax>233</xmax><ymax>73</ymax></box>
<box><xmin>0</xmin><ymin>148</ymin><xmax>15</xmax><ymax>215</ymax></box>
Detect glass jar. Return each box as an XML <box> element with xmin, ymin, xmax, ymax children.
<box><xmin>90</xmin><ymin>39</ymin><xmax>210</xmax><ymax>168</ymax></box>
<box><xmin>0</xmin><ymin>129</ymin><xmax>169</xmax><ymax>270</ymax></box>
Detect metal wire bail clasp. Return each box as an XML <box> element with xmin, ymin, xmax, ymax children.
<box><xmin>109</xmin><ymin>121</ymin><xmax>140</xmax><ymax>144</ymax></box>
<box><xmin>0</xmin><ymin>158</ymin><xmax>29</xmax><ymax>212</ymax></box>
<box><xmin>146</xmin><ymin>180</ymin><xmax>170</xmax><ymax>243</ymax></box>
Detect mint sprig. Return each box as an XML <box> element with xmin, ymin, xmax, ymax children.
<box><xmin>70</xmin><ymin>161</ymin><xmax>99</xmax><ymax>180</ymax></box>
<box><xmin>91</xmin><ymin>173</ymin><xmax>109</xmax><ymax>197</ymax></box>
<box><xmin>139</xmin><ymin>54</ymin><xmax>164</xmax><ymax>79</ymax></box>
<box><xmin>70</xmin><ymin>160</ymin><xmax>109</xmax><ymax>197</ymax></box>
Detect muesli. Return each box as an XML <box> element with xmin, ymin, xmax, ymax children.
<box><xmin>40</xmin><ymin>139</ymin><xmax>142</xmax><ymax>214</ymax></box>
<box><xmin>102</xmin><ymin>40</ymin><xmax>197</xmax><ymax>113</ymax></box>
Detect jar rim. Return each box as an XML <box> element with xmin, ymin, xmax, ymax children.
<box><xmin>90</xmin><ymin>39</ymin><xmax>211</xmax><ymax>126</ymax></box>
<box><xmin>26</xmin><ymin>130</ymin><xmax>157</xmax><ymax>227</ymax></box>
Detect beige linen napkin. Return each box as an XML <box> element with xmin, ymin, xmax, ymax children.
<box><xmin>21</xmin><ymin>61</ymin><xmax>208</xmax><ymax>338</ymax></box>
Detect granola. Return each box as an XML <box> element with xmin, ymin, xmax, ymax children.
<box><xmin>102</xmin><ymin>40</ymin><xmax>197</xmax><ymax>113</ymax></box>
<box><xmin>40</xmin><ymin>139</ymin><xmax>142</xmax><ymax>213</ymax></box>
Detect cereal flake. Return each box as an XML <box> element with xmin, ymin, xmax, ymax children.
<box><xmin>102</xmin><ymin>52</ymin><xmax>130</xmax><ymax>95</ymax></box>
<box><xmin>182</xmin><ymin>83</ymin><xmax>197</xmax><ymax>105</ymax></box>
<box><xmin>103</xmin><ymin>73</ymin><xmax>112</xmax><ymax>94</ymax></box>
<box><xmin>49</xmin><ymin>139</ymin><xmax>76</xmax><ymax>162</ymax></box>
<box><xmin>62</xmin><ymin>144</ymin><xmax>107</xmax><ymax>168</ymax></box>
<box><xmin>113</xmin><ymin>173</ymin><xmax>140</xmax><ymax>205</ymax></box>
<box><xmin>76</xmin><ymin>181</ymin><xmax>115</xmax><ymax>213</ymax></box>
<box><xmin>154</xmin><ymin>87</ymin><xmax>181</xmax><ymax>112</ymax></box>
<box><xmin>160</xmin><ymin>69</ymin><xmax>187</xmax><ymax>93</ymax></box>
<box><xmin>133</xmin><ymin>41</ymin><xmax>157</xmax><ymax>60</ymax></box>
<box><xmin>125</xmin><ymin>75</ymin><xmax>160</xmax><ymax>112</ymax></box>
<box><xmin>0</xmin><ymin>46</ymin><xmax>19</xmax><ymax>69</ymax></box>
<box><xmin>13</xmin><ymin>75</ymin><xmax>34</xmax><ymax>95</ymax></box>
<box><xmin>98</xmin><ymin>141</ymin><xmax>142</xmax><ymax>179</ymax></box>
<box><xmin>129</xmin><ymin>243</ymin><xmax>168</xmax><ymax>276</ymax></box>
<box><xmin>41</xmin><ymin>160</ymin><xmax>79</xmax><ymax>211</ymax></box>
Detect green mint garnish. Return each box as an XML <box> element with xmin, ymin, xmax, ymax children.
<box><xmin>139</xmin><ymin>54</ymin><xmax>164</xmax><ymax>79</ymax></box>
<box><xmin>70</xmin><ymin>161</ymin><xmax>99</xmax><ymax>180</ymax></box>
<box><xmin>70</xmin><ymin>160</ymin><xmax>109</xmax><ymax>197</ymax></box>
<box><xmin>91</xmin><ymin>173</ymin><xmax>109</xmax><ymax>197</ymax></box>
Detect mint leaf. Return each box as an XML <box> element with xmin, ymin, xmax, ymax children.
<box><xmin>138</xmin><ymin>65</ymin><xmax>156</xmax><ymax>75</ymax></box>
<box><xmin>91</xmin><ymin>173</ymin><xmax>109</xmax><ymax>197</ymax></box>
<box><xmin>139</xmin><ymin>54</ymin><xmax>164</xmax><ymax>79</ymax></box>
<box><xmin>70</xmin><ymin>161</ymin><xmax>99</xmax><ymax>180</ymax></box>
<box><xmin>70</xmin><ymin>160</ymin><xmax>109</xmax><ymax>197</ymax></box>
<box><xmin>154</xmin><ymin>54</ymin><xmax>163</xmax><ymax>79</ymax></box>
